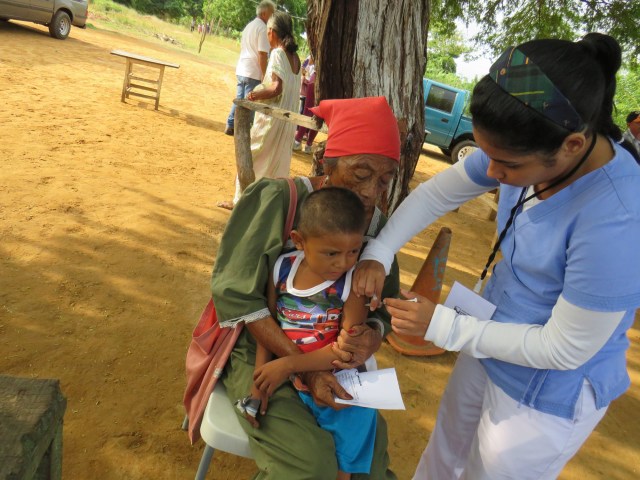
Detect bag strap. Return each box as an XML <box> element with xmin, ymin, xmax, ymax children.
<box><xmin>283</xmin><ymin>178</ymin><xmax>297</xmax><ymax>243</ymax></box>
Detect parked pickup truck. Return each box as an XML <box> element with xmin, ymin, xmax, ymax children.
<box><xmin>423</xmin><ymin>78</ymin><xmax>478</xmax><ymax>163</ymax></box>
<box><xmin>0</xmin><ymin>0</ymin><xmax>88</xmax><ymax>39</ymax></box>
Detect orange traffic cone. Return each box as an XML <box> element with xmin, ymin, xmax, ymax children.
<box><xmin>386</xmin><ymin>227</ymin><xmax>451</xmax><ymax>356</ymax></box>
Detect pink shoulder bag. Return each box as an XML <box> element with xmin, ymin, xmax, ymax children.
<box><xmin>183</xmin><ymin>178</ymin><xmax>297</xmax><ymax>444</ymax></box>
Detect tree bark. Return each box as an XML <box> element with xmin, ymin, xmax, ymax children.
<box><xmin>307</xmin><ymin>0</ymin><xmax>430</xmax><ymax>213</ymax></box>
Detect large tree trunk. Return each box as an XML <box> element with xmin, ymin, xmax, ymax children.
<box><xmin>307</xmin><ymin>0</ymin><xmax>430</xmax><ymax>213</ymax></box>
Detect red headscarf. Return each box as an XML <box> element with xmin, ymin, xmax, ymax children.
<box><xmin>309</xmin><ymin>97</ymin><xmax>400</xmax><ymax>162</ymax></box>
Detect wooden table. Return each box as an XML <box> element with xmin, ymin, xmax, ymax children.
<box><xmin>111</xmin><ymin>49</ymin><xmax>180</xmax><ymax>110</ymax></box>
<box><xmin>0</xmin><ymin>376</ymin><xmax>67</xmax><ymax>480</ymax></box>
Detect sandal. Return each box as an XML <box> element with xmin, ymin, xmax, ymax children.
<box><xmin>236</xmin><ymin>395</ymin><xmax>261</xmax><ymax>418</ymax></box>
<box><xmin>216</xmin><ymin>200</ymin><xmax>235</xmax><ymax>211</ymax></box>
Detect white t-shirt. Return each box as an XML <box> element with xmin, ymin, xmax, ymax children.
<box><xmin>236</xmin><ymin>17</ymin><xmax>270</xmax><ymax>81</ymax></box>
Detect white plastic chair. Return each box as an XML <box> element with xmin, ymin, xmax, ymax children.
<box><xmin>190</xmin><ymin>356</ymin><xmax>377</xmax><ymax>479</ymax></box>
<box><xmin>193</xmin><ymin>382</ymin><xmax>254</xmax><ymax>480</ymax></box>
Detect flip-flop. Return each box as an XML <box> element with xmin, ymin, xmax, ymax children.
<box><xmin>216</xmin><ymin>200</ymin><xmax>234</xmax><ymax>211</ymax></box>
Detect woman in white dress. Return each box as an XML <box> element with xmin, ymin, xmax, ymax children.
<box><xmin>218</xmin><ymin>11</ymin><xmax>301</xmax><ymax>210</ymax></box>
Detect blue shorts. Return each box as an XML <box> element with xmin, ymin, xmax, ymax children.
<box><xmin>299</xmin><ymin>391</ymin><xmax>377</xmax><ymax>473</ymax></box>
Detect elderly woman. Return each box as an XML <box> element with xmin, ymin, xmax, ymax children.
<box><xmin>218</xmin><ymin>11</ymin><xmax>301</xmax><ymax>210</ymax></box>
<box><xmin>212</xmin><ymin>97</ymin><xmax>401</xmax><ymax>479</ymax></box>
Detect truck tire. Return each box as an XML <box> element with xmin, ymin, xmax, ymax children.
<box><xmin>440</xmin><ymin>147</ymin><xmax>452</xmax><ymax>157</ymax></box>
<box><xmin>49</xmin><ymin>11</ymin><xmax>71</xmax><ymax>40</ymax></box>
<box><xmin>451</xmin><ymin>139</ymin><xmax>478</xmax><ymax>163</ymax></box>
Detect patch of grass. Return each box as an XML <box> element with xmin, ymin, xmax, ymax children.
<box><xmin>88</xmin><ymin>0</ymin><xmax>239</xmax><ymax>66</ymax></box>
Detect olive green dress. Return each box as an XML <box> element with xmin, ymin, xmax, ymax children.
<box><xmin>212</xmin><ymin>176</ymin><xmax>400</xmax><ymax>479</ymax></box>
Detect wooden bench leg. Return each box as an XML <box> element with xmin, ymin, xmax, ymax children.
<box><xmin>155</xmin><ymin>65</ymin><xmax>166</xmax><ymax>110</ymax></box>
<box><xmin>121</xmin><ymin>59</ymin><xmax>133</xmax><ymax>103</ymax></box>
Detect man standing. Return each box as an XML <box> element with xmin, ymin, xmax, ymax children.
<box><xmin>622</xmin><ymin>110</ymin><xmax>640</xmax><ymax>158</ymax></box>
<box><xmin>224</xmin><ymin>1</ymin><xmax>275</xmax><ymax>136</ymax></box>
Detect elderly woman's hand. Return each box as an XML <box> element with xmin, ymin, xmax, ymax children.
<box><xmin>331</xmin><ymin>323</ymin><xmax>382</xmax><ymax>370</ymax></box>
<box><xmin>302</xmin><ymin>371</ymin><xmax>352</xmax><ymax>409</ymax></box>
<box><xmin>384</xmin><ymin>289</ymin><xmax>437</xmax><ymax>338</ymax></box>
<box><xmin>353</xmin><ymin>260</ymin><xmax>387</xmax><ymax>310</ymax></box>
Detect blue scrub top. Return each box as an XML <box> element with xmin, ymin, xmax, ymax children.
<box><xmin>464</xmin><ymin>141</ymin><xmax>640</xmax><ymax>419</ymax></box>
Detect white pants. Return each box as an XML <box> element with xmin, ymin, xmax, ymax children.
<box><xmin>414</xmin><ymin>354</ymin><xmax>607</xmax><ymax>480</ymax></box>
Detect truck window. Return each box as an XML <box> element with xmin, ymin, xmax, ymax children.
<box><xmin>462</xmin><ymin>94</ymin><xmax>472</xmax><ymax>117</ymax></box>
<box><xmin>426</xmin><ymin>85</ymin><xmax>457</xmax><ymax>114</ymax></box>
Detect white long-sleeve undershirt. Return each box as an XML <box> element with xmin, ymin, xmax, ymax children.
<box><xmin>361</xmin><ymin>158</ymin><xmax>625</xmax><ymax>371</ymax></box>
<box><xmin>360</xmin><ymin>158</ymin><xmax>493</xmax><ymax>274</ymax></box>
<box><xmin>428</xmin><ymin>296</ymin><xmax>624</xmax><ymax>370</ymax></box>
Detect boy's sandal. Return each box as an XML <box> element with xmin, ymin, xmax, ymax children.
<box><xmin>236</xmin><ymin>396</ymin><xmax>261</xmax><ymax>417</ymax></box>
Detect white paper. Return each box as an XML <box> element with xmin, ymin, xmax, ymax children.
<box><xmin>334</xmin><ymin>368</ymin><xmax>405</xmax><ymax>410</ymax></box>
<box><xmin>444</xmin><ymin>281</ymin><xmax>497</xmax><ymax>319</ymax></box>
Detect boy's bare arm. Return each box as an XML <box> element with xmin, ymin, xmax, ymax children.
<box><xmin>241</xmin><ymin>278</ymin><xmax>277</xmax><ymax>427</ymax></box>
<box><xmin>254</xmin><ymin>290</ymin><xmax>369</xmax><ymax>395</ymax></box>
<box><xmin>331</xmin><ymin>289</ymin><xmax>380</xmax><ymax>370</ymax></box>
<box><xmin>253</xmin><ymin>343</ymin><xmax>336</xmax><ymax>396</ymax></box>
<box><xmin>280</xmin><ymin>290</ymin><xmax>367</xmax><ymax>372</ymax></box>
<box><xmin>341</xmin><ymin>288</ymin><xmax>368</xmax><ymax>331</ymax></box>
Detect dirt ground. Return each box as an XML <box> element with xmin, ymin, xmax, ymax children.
<box><xmin>1</xmin><ymin>20</ymin><xmax>639</xmax><ymax>480</ymax></box>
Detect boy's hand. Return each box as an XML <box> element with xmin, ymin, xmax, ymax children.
<box><xmin>253</xmin><ymin>357</ymin><xmax>292</xmax><ymax>397</ymax></box>
<box><xmin>331</xmin><ymin>324</ymin><xmax>382</xmax><ymax>370</ymax></box>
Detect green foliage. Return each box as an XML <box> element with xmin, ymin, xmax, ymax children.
<box><xmin>119</xmin><ymin>0</ymin><xmax>184</xmax><ymax>19</ymax></box>
<box><xmin>425</xmin><ymin>9</ymin><xmax>478</xmax><ymax>92</ymax></box>
<box><xmin>183</xmin><ymin>0</ymin><xmax>203</xmax><ymax>19</ymax></box>
<box><xmin>202</xmin><ymin>0</ymin><xmax>307</xmax><ymax>41</ymax></box>
<box><xmin>90</xmin><ymin>0</ymin><xmax>242</xmax><ymax>64</ymax></box>
<box><xmin>471</xmin><ymin>0</ymin><xmax>577</xmax><ymax>52</ymax></box>
<box><xmin>430</xmin><ymin>0</ymin><xmax>640</xmax><ymax>128</ymax></box>
<box><xmin>615</xmin><ymin>67</ymin><xmax>640</xmax><ymax>130</ymax></box>
<box><xmin>438</xmin><ymin>0</ymin><xmax>640</xmax><ymax>65</ymax></box>
<box><xmin>95</xmin><ymin>0</ymin><xmax>127</xmax><ymax>12</ymax></box>
<box><xmin>203</xmin><ymin>0</ymin><xmax>254</xmax><ymax>31</ymax></box>
<box><xmin>427</xmin><ymin>20</ymin><xmax>469</xmax><ymax>75</ymax></box>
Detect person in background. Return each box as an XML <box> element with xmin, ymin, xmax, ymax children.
<box><xmin>622</xmin><ymin>110</ymin><xmax>640</xmax><ymax>159</ymax></box>
<box><xmin>355</xmin><ymin>33</ymin><xmax>640</xmax><ymax>479</ymax></box>
<box><xmin>293</xmin><ymin>54</ymin><xmax>317</xmax><ymax>154</ymax></box>
<box><xmin>299</xmin><ymin>54</ymin><xmax>312</xmax><ymax>113</ymax></box>
<box><xmin>217</xmin><ymin>11</ymin><xmax>301</xmax><ymax>210</ymax></box>
<box><xmin>224</xmin><ymin>1</ymin><xmax>275</xmax><ymax>136</ymax></box>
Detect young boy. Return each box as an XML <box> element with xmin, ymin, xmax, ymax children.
<box><xmin>237</xmin><ymin>187</ymin><xmax>377</xmax><ymax>479</ymax></box>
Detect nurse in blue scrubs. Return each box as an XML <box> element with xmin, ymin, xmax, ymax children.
<box><xmin>355</xmin><ymin>33</ymin><xmax>640</xmax><ymax>480</ymax></box>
